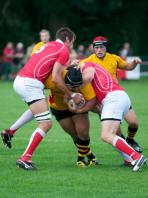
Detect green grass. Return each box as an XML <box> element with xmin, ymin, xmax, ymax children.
<box><xmin>0</xmin><ymin>78</ymin><xmax>148</xmax><ymax>198</ymax></box>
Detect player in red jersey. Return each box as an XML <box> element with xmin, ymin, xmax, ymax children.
<box><xmin>70</xmin><ymin>62</ymin><xmax>147</xmax><ymax>172</ymax></box>
<box><xmin>5</xmin><ymin>27</ymin><xmax>82</xmax><ymax>170</ymax></box>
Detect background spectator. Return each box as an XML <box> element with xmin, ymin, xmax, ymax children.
<box><xmin>2</xmin><ymin>42</ymin><xmax>15</xmax><ymax>80</ymax></box>
<box><xmin>119</xmin><ymin>42</ymin><xmax>133</xmax><ymax>59</ymax></box>
<box><xmin>76</xmin><ymin>44</ymin><xmax>86</xmax><ymax>60</ymax></box>
<box><xmin>85</xmin><ymin>44</ymin><xmax>94</xmax><ymax>57</ymax></box>
<box><xmin>10</xmin><ymin>42</ymin><xmax>25</xmax><ymax>80</ymax></box>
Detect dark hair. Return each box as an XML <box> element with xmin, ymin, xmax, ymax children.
<box><xmin>65</xmin><ymin>65</ymin><xmax>82</xmax><ymax>87</ymax></box>
<box><xmin>56</xmin><ymin>27</ymin><xmax>76</xmax><ymax>42</ymax></box>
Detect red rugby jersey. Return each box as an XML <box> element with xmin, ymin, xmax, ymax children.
<box><xmin>19</xmin><ymin>40</ymin><xmax>69</xmax><ymax>82</ymax></box>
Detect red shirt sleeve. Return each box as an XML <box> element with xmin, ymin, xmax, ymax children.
<box><xmin>56</xmin><ymin>47</ymin><xmax>70</xmax><ymax>66</ymax></box>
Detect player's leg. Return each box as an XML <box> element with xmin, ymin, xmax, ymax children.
<box><xmin>50</xmin><ymin>108</ymin><xmax>77</xmax><ymax>139</ymax></box>
<box><xmin>100</xmin><ymin>120</ymin><xmax>147</xmax><ymax>171</ymax></box>
<box><xmin>116</xmin><ymin>127</ymin><xmax>126</xmax><ymax>139</ymax></box>
<box><xmin>51</xmin><ymin>108</ymin><xmax>87</xmax><ymax>167</ymax></box>
<box><xmin>13</xmin><ymin>76</ymin><xmax>52</xmax><ymax>170</ymax></box>
<box><xmin>100</xmin><ymin>91</ymin><xmax>147</xmax><ymax>171</ymax></box>
<box><xmin>51</xmin><ymin>108</ymin><xmax>97</xmax><ymax>167</ymax></box>
<box><xmin>124</xmin><ymin>109</ymin><xmax>143</xmax><ymax>153</ymax></box>
<box><xmin>92</xmin><ymin>105</ymin><xmax>126</xmax><ymax>140</ymax></box>
<box><xmin>72</xmin><ymin>113</ymin><xmax>98</xmax><ymax>166</ymax></box>
<box><xmin>16</xmin><ymin>99</ymin><xmax>52</xmax><ymax>170</ymax></box>
<box><xmin>1</xmin><ymin>109</ymin><xmax>33</xmax><ymax>148</ymax></box>
<box><xmin>59</xmin><ymin>117</ymin><xmax>90</xmax><ymax>167</ymax></box>
<box><xmin>59</xmin><ymin>118</ymin><xmax>77</xmax><ymax>139</ymax></box>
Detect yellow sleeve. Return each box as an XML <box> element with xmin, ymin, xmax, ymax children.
<box><xmin>80</xmin><ymin>83</ymin><xmax>96</xmax><ymax>101</ymax></box>
<box><xmin>113</xmin><ymin>55</ymin><xmax>126</xmax><ymax>69</ymax></box>
<box><xmin>31</xmin><ymin>42</ymin><xmax>45</xmax><ymax>55</ymax></box>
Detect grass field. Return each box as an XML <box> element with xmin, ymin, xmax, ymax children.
<box><xmin>0</xmin><ymin>78</ymin><xmax>148</xmax><ymax>198</ymax></box>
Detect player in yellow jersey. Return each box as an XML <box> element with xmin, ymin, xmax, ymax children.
<box><xmin>44</xmin><ymin>66</ymin><xmax>98</xmax><ymax>167</ymax></box>
<box><xmin>31</xmin><ymin>29</ymin><xmax>50</xmax><ymax>55</ymax></box>
<box><xmin>80</xmin><ymin>36</ymin><xmax>142</xmax><ymax>154</ymax></box>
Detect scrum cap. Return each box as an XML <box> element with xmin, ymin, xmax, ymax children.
<box><xmin>93</xmin><ymin>36</ymin><xmax>108</xmax><ymax>47</ymax></box>
<box><xmin>65</xmin><ymin>65</ymin><xmax>83</xmax><ymax>87</ymax></box>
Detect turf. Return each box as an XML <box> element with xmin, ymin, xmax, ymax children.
<box><xmin>0</xmin><ymin>78</ymin><xmax>148</xmax><ymax>198</ymax></box>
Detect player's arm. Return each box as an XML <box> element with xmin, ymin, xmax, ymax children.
<box><xmin>91</xmin><ymin>104</ymin><xmax>101</xmax><ymax>114</ymax></box>
<box><xmin>52</xmin><ymin>62</ymin><xmax>72</xmax><ymax>97</ymax></box>
<box><xmin>116</xmin><ymin>55</ymin><xmax>142</xmax><ymax>71</ymax></box>
<box><xmin>69</xmin><ymin>97</ymin><xmax>97</xmax><ymax>114</ymax></box>
<box><xmin>123</xmin><ymin>58</ymin><xmax>142</xmax><ymax>70</ymax></box>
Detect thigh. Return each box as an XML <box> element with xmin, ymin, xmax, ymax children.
<box><xmin>50</xmin><ymin>108</ymin><xmax>76</xmax><ymax>121</ymax></box>
<box><xmin>101</xmin><ymin>120</ymin><xmax>120</xmax><ymax>135</ymax></box>
<box><xmin>72</xmin><ymin>113</ymin><xmax>90</xmax><ymax>140</ymax></box>
<box><xmin>29</xmin><ymin>98</ymin><xmax>49</xmax><ymax>115</ymax></box>
<box><xmin>59</xmin><ymin>117</ymin><xmax>77</xmax><ymax>138</ymax></box>
<box><xmin>50</xmin><ymin>108</ymin><xmax>77</xmax><ymax>137</ymax></box>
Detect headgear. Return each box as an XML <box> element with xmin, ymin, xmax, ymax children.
<box><xmin>65</xmin><ymin>65</ymin><xmax>83</xmax><ymax>87</ymax></box>
<box><xmin>93</xmin><ymin>36</ymin><xmax>108</xmax><ymax>47</ymax></box>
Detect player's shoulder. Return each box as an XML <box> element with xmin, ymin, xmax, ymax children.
<box><xmin>106</xmin><ymin>52</ymin><xmax>121</xmax><ymax>60</ymax></box>
<box><xmin>34</xmin><ymin>41</ymin><xmax>44</xmax><ymax>48</ymax></box>
<box><xmin>32</xmin><ymin>41</ymin><xmax>45</xmax><ymax>55</ymax></box>
<box><xmin>87</xmin><ymin>53</ymin><xmax>96</xmax><ymax>60</ymax></box>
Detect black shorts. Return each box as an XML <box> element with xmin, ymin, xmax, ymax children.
<box><xmin>50</xmin><ymin>107</ymin><xmax>88</xmax><ymax>121</ymax></box>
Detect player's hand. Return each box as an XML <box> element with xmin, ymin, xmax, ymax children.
<box><xmin>71</xmin><ymin>92</ymin><xmax>83</xmax><ymax>105</ymax></box>
<box><xmin>132</xmin><ymin>58</ymin><xmax>142</xmax><ymax>65</ymax></box>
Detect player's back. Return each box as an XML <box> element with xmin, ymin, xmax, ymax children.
<box><xmin>19</xmin><ymin>40</ymin><xmax>68</xmax><ymax>82</ymax></box>
<box><xmin>81</xmin><ymin>61</ymin><xmax>124</xmax><ymax>103</ymax></box>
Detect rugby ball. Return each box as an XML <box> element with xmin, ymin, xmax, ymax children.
<box><xmin>68</xmin><ymin>98</ymin><xmax>85</xmax><ymax>110</ymax></box>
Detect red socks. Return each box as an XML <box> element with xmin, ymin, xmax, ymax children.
<box><xmin>21</xmin><ymin>128</ymin><xmax>45</xmax><ymax>161</ymax></box>
<box><xmin>113</xmin><ymin>136</ymin><xmax>141</xmax><ymax>161</ymax></box>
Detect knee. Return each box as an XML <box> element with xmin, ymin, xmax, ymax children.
<box><xmin>77</xmin><ymin>128</ymin><xmax>89</xmax><ymax>140</ymax></box>
<box><xmin>39</xmin><ymin>121</ymin><xmax>52</xmax><ymax>132</ymax></box>
<box><xmin>101</xmin><ymin>133</ymin><xmax>111</xmax><ymax>144</ymax></box>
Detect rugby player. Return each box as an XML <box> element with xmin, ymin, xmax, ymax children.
<box><xmin>69</xmin><ymin>62</ymin><xmax>147</xmax><ymax>172</ymax></box>
<box><xmin>80</xmin><ymin>36</ymin><xmax>142</xmax><ymax>153</ymax></box>
<box><xmin>45</xmin><ymin>66</ymin><xmax>98</xmax><ymax>167</ymax></box>
<box><xmin>2</xmin><ymin>27</ymin><xmax>82</xmax><ymax>170</ymax></box>
<box><xmin>31</xmin><ymin>29</ymin><xmax>50</xmax><ymax>55</ymax></box>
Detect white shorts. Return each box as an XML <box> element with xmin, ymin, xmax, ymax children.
<box><xmin>101</xmin><ymin>91</ymin><xmax>131</xmax><ymax>121</ymax></box>
<box><xmin>13</xmin><ymin>76</ymin><xmax>45</xmax><ymax>103</ymax></box>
